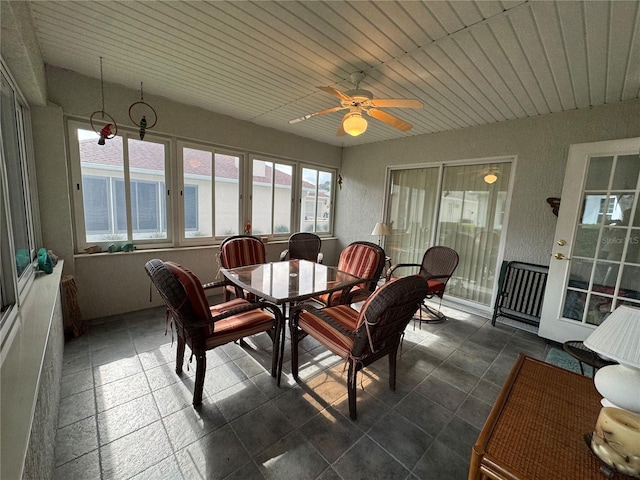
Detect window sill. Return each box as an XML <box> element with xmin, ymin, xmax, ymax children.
<box><xmin>1</xmin><ymin>261</ymin><xmax>64</xmax><ymax>479</ymax></box>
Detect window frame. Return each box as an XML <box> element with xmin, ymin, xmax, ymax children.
<box><xmin>68</xmin><ymin>119</ymin><xmax>336</xmax><ymax>251</ymax></box>
<box><xmin>68</xmin><ymin>120</ymin><xmax>173</xmax><ymax>251</ymax></box>
<box><xmin>298</xmin><ymin>165</ymin><xmax>335</xmax><ymax>236</ymax></box>
<box><xmin>249</xmin><ymin>155</ymin><xmax>296</xmax><ymax>238</ymax></box>
<box><xmin>1</xmin><ymin>59</ymin><xmax>40</xmax><ymax>363</ymax></box>
<box><xmin>177</xmin><ymin>142</ymin><xmax>245</xmax><ymax>245</ymax></box>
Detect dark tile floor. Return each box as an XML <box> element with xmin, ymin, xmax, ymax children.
<box><xmin>54</xmin><ymin>304</ymin><xmax>551</xmax><ymax>480</ymax></box>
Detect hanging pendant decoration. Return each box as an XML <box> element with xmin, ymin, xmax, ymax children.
<box><xmin>128</xmin><ymin>82</ymin><xmax>157</xmax><ymax>140</ymax></box>
<box><xmin>90</xmin><ymin>57</ymin><xmax>118</xmax><ymax>145</ymax></box>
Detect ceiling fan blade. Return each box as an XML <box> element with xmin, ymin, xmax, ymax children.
<box><xmin>370</xmin><ymin>98</ymin><xmax>423</xmax><ymax>108</ymax></box>
<box><xmin>317</xmin><ymin>86</ymin><xmax>352</xmax><ymax>103</ymax></box>
<box><xmin>336</xmin><ymin>112</ymin><xmax>350</xmax><ymax>136</ymax></box>
<box><xmin>289</xmin><ymin>105</ymin><xmax>345</xmax><ymax>124</ymax></box>
<box><xmin>367</xmin><ymin>108</ymin><xmax>413</xmax><ymax>132</ymax></box>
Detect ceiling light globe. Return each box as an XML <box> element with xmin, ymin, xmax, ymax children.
<box><xmin>484</xmin><ymin>173</ymin><xmax>498</xmax><ymax>184</ymax></box>
<box><xmin>343</xmin><ymin>113</ymin><xmax>368</xmax><ymax>136</ymax></box>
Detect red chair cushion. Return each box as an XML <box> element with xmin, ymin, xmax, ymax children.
<box><xmin>297</xmin><ymin>305</ymin><xmax>358</xmax><ymax>359</ymax></box>
<box><xmin>165</xmin><ymin>262</ymin><xmax>211</xmax><ymax>321</ymax></box>
<box><xmin>338</xmin><ymin>243</ymin><xmax>380</xmax><ymax>289</ymax></box>
<box><xmin>206</xmin><ymin>299</ymin><xmax>275</xmax><ymax>348</ymax></box>
<box><xmin>427</xmin><ymin>279</ymin><xmax>445</xmax><ymax>295</ymax></box>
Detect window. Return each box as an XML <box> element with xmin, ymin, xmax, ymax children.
<box><xmin>301</xmin><ymin>167</ymin><xmax>333</xmax><ymax>234</ymax></box>
<box><xmin>69</xmin><ymin>121</ymin><xmax>335</xmax><ymax>249</ymax></box>
<box><xmin>1</xmin><ymin>63</ymin><xmax>38</xmax><ymax>345</ymax></box>
<box><xmin>70</xmin><ymin>123</ymin><xmax>170</xmax><ymax>249</ymax></box>
<box><xmin>180</xmin><ymin>145</ymin><xmax>242</xmax><ymax>241</ymax></box>
<box><xmin>251</xmin><ymin>158</ymin><xmax>292</xmax><ymax>236</ymax></box>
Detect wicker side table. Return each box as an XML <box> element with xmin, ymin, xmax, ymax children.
<box><xmin>469</xmin><ymin>355</ymin><xmax>626</xmax><ymax>480</ymax></box>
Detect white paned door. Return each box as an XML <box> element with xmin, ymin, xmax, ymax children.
<box><xmin>539</xmin><ymin>137</ymin><xmax>640</xmax><ymax>343</ymax></box>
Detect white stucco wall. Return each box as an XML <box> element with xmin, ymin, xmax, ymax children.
<box><xmin>336</xmin><ymin>99</ymin><xmax>640</xmax><ymax>267</ymax></box>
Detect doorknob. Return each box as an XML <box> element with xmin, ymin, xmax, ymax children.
<box><xmin>554</xmin><ymin>253</ymin><xmax>570</xmax><ymax>260</ymax></box>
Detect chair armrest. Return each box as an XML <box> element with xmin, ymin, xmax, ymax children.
<box><xmin>385</xmin><ymin>263</ymin><xmax>421</xmax><ymax>281</ymax></box>
<box><xmin>201</xmin><ymin>279</ymin><xmax>228</xmax><ymax>291</ymax></box>
<box><xmin>280</xmin><ymin>249</ymin><xmax>289</xmax><ymax>261</ymax></box>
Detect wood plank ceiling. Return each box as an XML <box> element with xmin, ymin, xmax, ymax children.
<box><xmin>28</xmin><ymin>0</ymin><xmax>640</xmax><ymax>147</ymax></box>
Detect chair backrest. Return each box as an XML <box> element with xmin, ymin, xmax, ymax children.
<box><xmin>219</xmin><ymin>235</ymin><xmax>266</xmax><ymax>268</ymax></box>
<box><xmin>420</xmin><ymin>246</ymin><xmax>459</xmax><ymax>286</ymax></box>
<box><xmin>286</xmin><ymin>232</ymin><xmax>322</xmax><ymax>262</ymax></box>
<box><xmin>144</xmin><ymin>259</ymin><xmax>203</xmax><ymax>327</ymax></box>
<box><xmin>337</xmin><ymin>241</ymin><xmax>386</xmax><ymax>292</ymax></box>
<box><xmin>351</xmin><ymin>275</ymin><xmax>428</xmax><ymax>357</ymax></box>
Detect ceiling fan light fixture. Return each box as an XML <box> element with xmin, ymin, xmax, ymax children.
<box><xmin>343</xmin><ymin>112</ymin><xmax>368</xmax><ymax>136</ymax></box>
<box><xmin>484</xmin><ymin>173</ymin><xmax>498</xmax><ymax>184</ymax></box>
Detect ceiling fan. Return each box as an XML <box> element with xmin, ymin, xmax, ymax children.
<box><xmin>289</xmin><ymin>72</ymin><xmax>423</xmax><ymax>137</ymax></box>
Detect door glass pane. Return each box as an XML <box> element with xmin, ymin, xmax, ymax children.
<box><xmin>183</xmin><ymin>147</ymin><xmax>212</xmax><ymax>237</ymax></box>
<box><xmin>386</xmin><ymin>168</ymin><xmax>439</xmax><ymax>265</ymax></box>
<box><xmin>612</xmin><ymin>155</ymin><xmax>640</xmax><ymax>190</ymax></box>
<box><xmin>215</xmin><ymin>153</ymin><xmax>239</xmax><ymax>236</ymax></box>
<box><xmin>438</xmin><ymin>163</ymin><xmax>511</xmax><ymax>305</ymax></box>
<box><xmin>79</xmin><ymin>130</ymin><xmax>125</xmax><ymax>242</ymax></box>
<box><xmin>129</xmin><ymin>139</ymin><xmax>167</xmax><ymax>240</ymax></box>
<box><xmin>585</xmin><ymin>156</ymin><xmax>613</xmax><ymax>190</ymax></box>
<box><xmin>620</xmin><ymin>265</ymin><xmax>640</xmax><ymax>301</ymax></box>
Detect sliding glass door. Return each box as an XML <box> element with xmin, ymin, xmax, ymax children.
<box><xmin>386</xmin><ymin>161</ymin><xmax>512</xmax><ymax>307</ymax></box>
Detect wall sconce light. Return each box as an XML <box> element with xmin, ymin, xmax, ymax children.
<box><xmin>484</xmin><ymin>172</ymin><xmax>498</xmax><ymax>184</ymax></box>
<box><xmin>343</xmin><ymin>112</ymin><xmax>368</xmax><ymax>136</ymax></box>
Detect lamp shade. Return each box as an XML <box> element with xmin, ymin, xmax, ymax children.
<box><xmin>584</xmin><ymin>305</ymin><xmax>640</xmax><ymax>413</ymax></box>
<box><xmin>371</xmin><ymin>222</ymin><xmax>390</xmax><ymax>236</ymax></box>
<box><xmin>343</xmin><ymin>112</ymin><xmax>368</xmax><ymax>136</ymax></box>
<box><xmin>584</xmin><ymin>305</ymin><xmax>640</xmax><ymax>368</ymax></box>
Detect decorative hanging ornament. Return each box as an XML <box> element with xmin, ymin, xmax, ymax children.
<box><xmin>90</xmin><ymin>57</ymin><xmax>118</xmax><ymax>145</ymax></box>
<box><xmin>128</xmin><ymin>82</ymin><xmax>157</xmax><ymax>140</ymax></box>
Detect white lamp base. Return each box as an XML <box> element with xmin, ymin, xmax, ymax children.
<box><xmin>594</xmin><ymin>364</ymin><xmax>640</xmax><ymax>414</ymax></box>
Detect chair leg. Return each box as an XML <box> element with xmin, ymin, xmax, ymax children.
<box><xmin>175</xmin><ymin>336</ymin><xmax>186</xmax><ymax>375</ymax></box>
<box><xmin>193</xmin><ymin>351</ymin><xmax>206</xmax><ymax>408</ymax></box>
<box><xmin>291</xmin><ymin>325</ymin><xmax>300</xmax><ymax>380</ymax></box>
<box><xmin>388</xmin><ymin>345</ymin><xmax>399</xmax><ymax>391</ymax></box>
<box><xmin>347</xmin><ymin>361</ymin><xmax>358</xmax><ymax>420</ymax></box>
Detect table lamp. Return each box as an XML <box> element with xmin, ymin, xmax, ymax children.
<box><xmin>584</xmin><ymin>305</ymin><xmax>640</xmax><ymax>414</ymax></box>
<box><xmin>371</xmin><ymin>222</ymin><xmax>390</xmax><ymax>246</ymax></box>
<box><xmin>584</xmin><ymin>305</ymin><xmax>640</xmax><ymax>478</ymax></box>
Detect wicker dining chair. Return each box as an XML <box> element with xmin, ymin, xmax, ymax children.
<box><xmin>144</xmin><ymin>259</ymin><xmax>283</xmax><ymax>407</ymax></box>
<box><xmin>385</xmin><ymin>246</ymin><xmax>459</xmax><ymax>324</ymax></box>
<box><xmin>289</xmin><ymin>274</ymin><xmax>428</xmax><ymax>420</ymax></box>
<box><xmin>218</xmin><ymin>235</ymin><xmax>267</xmax><ymax>301</ymax></box>
<box><xmin>313</xmin><ymin>241</ymin><xmax>386</xmax><ymax>307</ymax></box>
<box><xmin>279</xmin><ymin>232</ymin><xmax>323</xmax><ymax>263</ymax></box>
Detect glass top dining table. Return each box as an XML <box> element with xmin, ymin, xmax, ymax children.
<box><xmin>220</xmin><ymin>259</ymin><xmax>364</xmax><ymax>305</ymax></box>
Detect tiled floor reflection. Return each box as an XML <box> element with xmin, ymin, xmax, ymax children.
<box><xmin>54</xmin><ymin>305</ymin><xmax>551</xmax><ymax>480</ymax></box>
